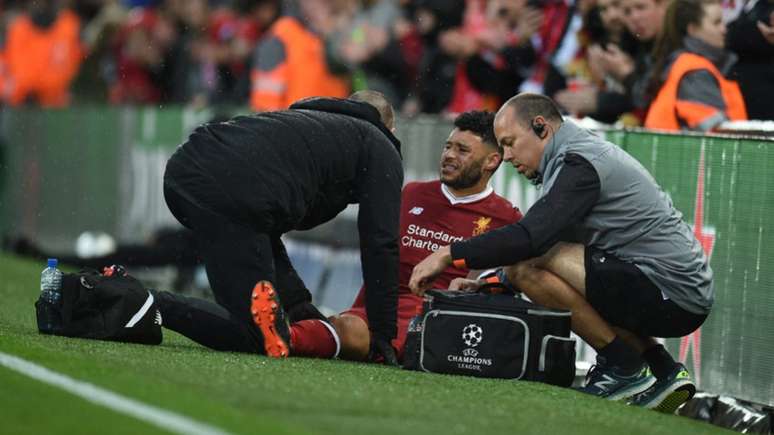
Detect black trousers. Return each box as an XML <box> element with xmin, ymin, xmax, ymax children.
<box><xmin>153</xmin><ymin>289</ymin><xmax>262</xmax><ymax>353</ymax></box>
<box><xmin>159</xmin><ymin>184</ymin><xmax>312</xmax><ymax>352</ymax></box>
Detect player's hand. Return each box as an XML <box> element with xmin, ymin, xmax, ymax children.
<box><xmin>369</xmin><ymin>336</ymin><xmax>399</xmax><ymax>366</ymax></box>
<box><xmin>409</xmin><ymin>246</ymin><xmax>453</xmax><ymax>296</ymax></box>
<box><xmin>449</xmin><ymin>278</ymin><xmax>483</xmax><ymax>292</ymax></box>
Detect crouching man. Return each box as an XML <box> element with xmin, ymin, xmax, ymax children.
<box><xmin>410</xmin><ymin>93</ymin><xmax>712</xmax><ymax>413</ymax></box>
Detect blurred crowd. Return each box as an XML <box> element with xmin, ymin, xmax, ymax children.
<box><xmin>0</xmin><ymin>0</ymin><xmax>772</xmax><ymax>128</ymax></box>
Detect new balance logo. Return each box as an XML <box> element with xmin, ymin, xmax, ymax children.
<box><xmin>594</xmin><ymin>374</ymin><xmax>619</xmax><ymax>391</ymax></box>
<box><xmin>409</xmin><ymin>207</ymin><xmax>424</xmax><ymax>215</ymax></box>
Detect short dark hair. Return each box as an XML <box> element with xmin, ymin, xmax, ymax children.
<box><xmin>453</xmin><ymin>110</ymin><xmax>499</xmax><ymax>153</ymax></box>
<box><xmin>348</xmin><ymin>90</ymin><xmax>395</xmax><ymax>130</ymax></box>
<box><xmin>502</xmin><ymin>93</ymin><xmax>563</xmax><ymax>128</ymax></box>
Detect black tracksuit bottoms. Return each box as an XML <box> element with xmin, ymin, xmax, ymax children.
<box><xmin>155</xmin><ymin>184</ymin><xmax>313</xmax><ymax>353</ymax></box>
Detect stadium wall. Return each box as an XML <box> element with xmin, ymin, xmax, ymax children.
<box><xmin>1</xmin><ymin>107</ymin><xmax>773</xmax><ymax>407</ymax></box>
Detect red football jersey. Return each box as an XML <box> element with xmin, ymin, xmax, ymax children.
<box><xmin>396</xmin><ymin>180</ymin><xmax>522</xmax><ymax>293</ymax></box>
<box><xmin>345</xmin><ymin>180</ymin><xmax>522</xmax><ymax>327</ymax></box>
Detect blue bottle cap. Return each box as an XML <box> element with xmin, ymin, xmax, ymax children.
<box><xmin>47</xmin><ymin>258</ymin><xmax>58</xmax><ymax>268</ymax></box>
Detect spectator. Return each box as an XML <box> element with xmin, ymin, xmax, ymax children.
<box><xmin>159</xmin><ymin>0</ymin><xmax>216</xmax><ymax>106</ymax></box>
<box><xmin>108</xmin><ymin>7</ymin><xmax>175</xmax><ymax>104</ymax></box>
<box><xmin>2</xmin><ymin>0</ymin><xmax>85</xmax><ymax>107</ymax></box>
<box><xmin>553</xmin><ymin>0</ymin><xmax>638</xmax><ymax>118</ymax></box>
<box><xmin>72</xmin><ymin>0</ymin><xmax>128</xmax><ymax>103</ymax></box>
<box><xmin>726</xmin><ymin>0</ymin><xmax>774</xmax><ymax>120</ymax></box>
<box><xmin>539</xmin><ymin>0</ymin><xmax>598</xmax><ymax>104</ymax></box>
<box><xmin>465</xmin><ymin>0</ymin><xmax>541</xmax><ymax>108</ymax></box>
<box><xmin>250</xmin><ymin>0</ymin><xmax>350</xmax><ymax>111</ymax></box>
<box><xmin>644</xmin><ymin>0</ymin><xmax>747</xmax><ymax>131</ymax></box>
<box><xmin>205</xmin><ymin>0</ymin><xmax>280</xmax><ymax>105</ymax></box>
<box><xmin>326</xmin><ymin>0</ymin><xmax>409</xmax><ymax>107</ymax></box>
<box><xmin>556</xmin><ymin>0</ymin><xmax>668</xmax><ymax>123</ymax></box>
<box><xmin>407</xmin><ymin>0</ymin><xmax>466</xmax><ymax>113</ymax></box>
<box><xmin>516</xmin><ymin>0</ymin><xmax>576</xmax><ymax>95</ymax></box>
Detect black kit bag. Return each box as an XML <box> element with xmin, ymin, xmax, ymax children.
<box><xmin>403</xmin><ymin>288</ymin><xmax>576</xmax><ymax>387</ymax></box>
<box><xmin>35</xmin><ymin>266</ymin><xmax>162</xmax><ymax>345</ymax></box>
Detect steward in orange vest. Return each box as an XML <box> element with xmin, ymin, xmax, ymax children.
<box><xmin>250</xmin><ymin>10</ymin><xmax>349</xmax><ymax>111</ymax></box>
<box><xmin>3</xmin><ymin>6</ymin><xmax>84</xmax><ymax>107</ymax></box>
<box><xmin>645</xmin><ymin>37</ymin><xmax>746</xmax><ymax>131</ymax></box>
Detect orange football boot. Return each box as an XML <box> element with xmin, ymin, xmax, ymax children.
<box><xmin>250</xmin><ymin>281</ymin><xmax>291</xmax><ymax>358</ymax></box>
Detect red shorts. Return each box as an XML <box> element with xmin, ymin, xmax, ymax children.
<box><xmin>340</xmin><ymin>288</ymin><xmax>423</xmax><ymax>360</ymax></box>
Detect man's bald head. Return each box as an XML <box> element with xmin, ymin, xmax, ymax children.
<box><xmin>349</xmin><ymin>90</ymin><xmax>395</xmax><ymax>131</ymax></box>
<box><xmin>498</xmin><ymin>93</ymin><xmax>563</xmax><ymax>130</ymax></box>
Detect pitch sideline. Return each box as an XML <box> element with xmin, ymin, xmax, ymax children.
<box><xmin>0</xmin><ymin>351</ymin><xmax>233</xmax><ymax>435</ymax></box>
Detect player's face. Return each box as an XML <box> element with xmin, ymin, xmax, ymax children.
<box><xmin>494</xmin><ymin>107</ymin><xmax>544</xmax><ymax>181</ymax></box>
<box><xmin>440</xmin><ymin>128</ymin><xmax>490</xmax><ymax>190</ymax></box>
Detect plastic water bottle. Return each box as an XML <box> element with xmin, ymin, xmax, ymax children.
<box><xmin>41</xmin><ymin>258</ymin><xmax>63</xmax><ymax>305</ymax></box>
<box><xmin>38</xmin><ymin>258</ymin><xmax>63</xmax><ymax>334</ymax></box>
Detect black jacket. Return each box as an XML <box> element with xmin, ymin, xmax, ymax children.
<box><xmin>167</xmin><ymin>97</ymin><xmax>403</xmax><ymax>341</ymax></box>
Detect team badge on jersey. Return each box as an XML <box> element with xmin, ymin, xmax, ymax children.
<box><xmin>472</xmin><ymin>217</ymin><xmax>492</xmax><ymax>236</ymax></box>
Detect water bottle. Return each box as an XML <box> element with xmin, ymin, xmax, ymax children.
<box><xmin>41</xmin><ymin>258</ymin><xmax>63</xmax><ymax>304</ymax></box>
<box><xmin>38</xmin><ymin>258</ymin><xmax>63</xmax><ymax>334</ymax></box>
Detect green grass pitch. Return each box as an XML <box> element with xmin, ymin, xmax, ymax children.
<box><xmin>0</xmin><ymin>253</ymin><xmax>731</xmax><ymax>435</ymax></box>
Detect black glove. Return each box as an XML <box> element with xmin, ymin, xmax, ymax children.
<box><xmin>369</xmin><ymin>336</ymin><xmax>399</xmax><ymax>366</ymax></box>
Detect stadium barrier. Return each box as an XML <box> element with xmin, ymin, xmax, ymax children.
<box><xmin>1</xmin><ymin>106</ymin><xmax>773</xmax><ymax>408</ymax></box>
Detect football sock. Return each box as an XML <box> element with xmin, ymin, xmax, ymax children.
<box><xmin>599</xmin><ymin>336</ymin><xmax>643</xmax><ymax>374</ymax></box>
<box><xmin>289</xmin><ymin>319</ymin><xmax>340</xmax><ymax>358</ymax></box>
<box><xmin>642</xmin><ymin>344</ymin><xmax>678</xmax><ymax>380</ymax></box>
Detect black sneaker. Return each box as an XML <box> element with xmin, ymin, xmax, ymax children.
<box><xmin>250</xmin><ymin>281</ymin><xmax>291</xmax><ymax>358</ymax></box>
<box><xmin>628</xmin><ymin>363</ymin><xmax>696</xmax><ymax>413</ymax></box>
<box><xmin>576</xmin><ymin>358</ymin><xmax>656</xmax><ymax>401</ymax></box>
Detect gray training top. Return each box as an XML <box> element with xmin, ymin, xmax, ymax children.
<box><xmin>451</xmin><ymin>120</ymin><xmax>713</xmax><ymax>315</ymax></box>
<box><xmin>540</xmin><ymin>121</ymin><xmax>713</xmax><ymax>314</ymax></box>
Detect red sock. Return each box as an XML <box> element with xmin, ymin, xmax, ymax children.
<box><xmin>290</xmin><ymin>319</ymin><xmax>340</xmax><ymax>358</ymax></box>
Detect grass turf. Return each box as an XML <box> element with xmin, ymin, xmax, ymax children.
<box><xmin>0</xmin><ymin>253</ymin><xmax>732</xmax><ymax>435</ymax></box>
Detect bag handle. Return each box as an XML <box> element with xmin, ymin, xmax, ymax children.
<box><xmin>476</xmin><ymin>268</ymin><xmax>519</xmax><ymax>295</ymax></box>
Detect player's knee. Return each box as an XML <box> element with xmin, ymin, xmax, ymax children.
<box><xmin>505</xmin><ymin>261</ymin><xmax>538</xmax><ymax>288</ymax></box>
<box><xmin>540</xmin><ymin>242</ymin><xmax>583</xmax><ymax>270</ymax></box>
<box><xmin>329</xmin><ymin>314</ymin><xmax>370</xmax><ymax>361</ymax></box>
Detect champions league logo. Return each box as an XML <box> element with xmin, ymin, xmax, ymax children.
<box><xmin>462</xmin><ymin>324</ymin><xmax>483</xmax><ymax>347</ymax></box>
<box><xmin>447</xmin><ymin>324</ymin><xmax>492</xmax><ymax>371</ymax></box>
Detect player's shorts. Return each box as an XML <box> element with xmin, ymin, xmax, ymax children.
<box><xmin>585</xmin><ymin>247</ymin><xmax>707</xmax><ymax>338</ymax></box>
<box><xmin>340</xmin><ymin>290</ymin><xmax>423</xmax><ymax>360</ymax></box>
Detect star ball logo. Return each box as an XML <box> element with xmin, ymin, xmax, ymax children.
<box><xmin>447</xmin><ymin>323</ymin><xmax>493</xmax><ymax>370</ymax></box>
<box><xmin>462</xmin><ymin>324</ymin><xmax>483</xmax><ymax>347</ymax></box>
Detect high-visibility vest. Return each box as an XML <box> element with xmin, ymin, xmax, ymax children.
<box><xmin>3</xmin><ymin>10</ymin><xmax>84</xmax><ymax>107</ymax></box>
<box><xmin>645</xmin><ymin>52</ymin><xmax>747</xmax><ymax>131</ymax></box>
<box><xmin>250</xmin><ymin>17</ymin><xmax>349</xmax><ymax>111</ymax></box>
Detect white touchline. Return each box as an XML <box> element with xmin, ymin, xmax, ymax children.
<box><xmin>0</xmin><ymin>351</ymin><xmax>233</xmax><ymax>435</ymax></box>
